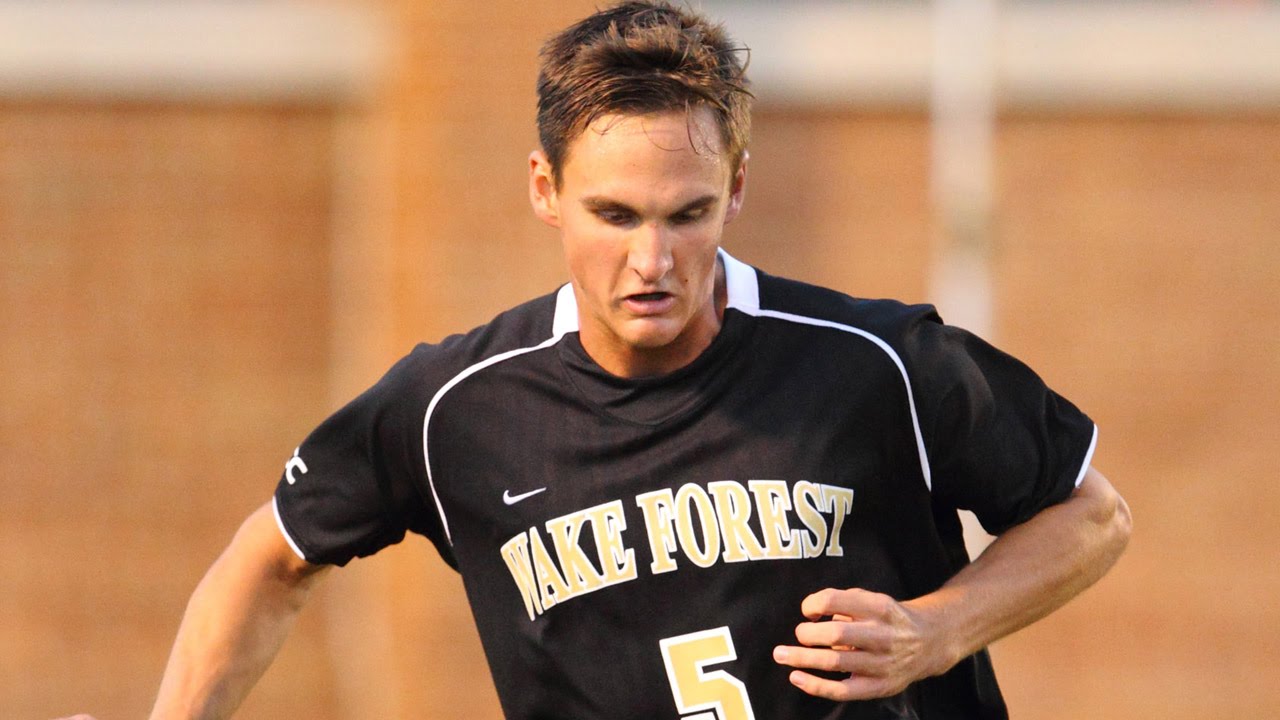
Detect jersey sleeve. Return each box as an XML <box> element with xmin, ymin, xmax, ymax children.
<box><xmin>272</xmin><ymin>345</ymin><xmax>453</xmax><ymax>567</ymax></box>
<box><xmin>897</xmin><ymin>308</ymin><xmax>1098</xmax><ymax>536</ymax></box>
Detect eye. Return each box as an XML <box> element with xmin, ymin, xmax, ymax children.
<box><xmin>595</xmin><ymin>208</ymin><xmax>637</xmax><ymax>227</ymax></box>
<box><xmin>670</xmin><ymin>208</ymin><xmax>708</xmax><ymax>226</ymax></box>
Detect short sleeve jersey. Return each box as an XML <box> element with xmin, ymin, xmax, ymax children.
<box><xmin>273</xmin><ymin>251</ymin><xmax>1097</xmax><ymax>720</ymax></box>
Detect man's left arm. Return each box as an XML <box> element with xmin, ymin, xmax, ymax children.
<box><xmin>772</xmin><ymin>466</ymin><xmax>1132</xmax><ymax>701</ymax></box>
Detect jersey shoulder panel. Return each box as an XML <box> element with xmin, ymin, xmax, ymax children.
<box><xmin>753</xmin><ymin>267</ymin><xmax>942</xmax><ymax>341</ymax></box>
<box><xmin>273</xmin><ymin>289</ymin><xmax>564</xmax><ymax>567</ymax></box>
<box><xmin>749</xmin><ymin>265</ymin><xmax>1094</xmax><ymax>533</ymax></box>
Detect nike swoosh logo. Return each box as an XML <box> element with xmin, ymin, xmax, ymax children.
<box><xmin>503</xmin><ymin>487</ymin><xmax>547</xmax><ymax>506</ymax></box>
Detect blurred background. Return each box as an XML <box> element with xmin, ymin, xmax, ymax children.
<box><xmin>2</xmin><ymin>1</ymin><xmax>1277</xmax><ymax>718</ymax></box>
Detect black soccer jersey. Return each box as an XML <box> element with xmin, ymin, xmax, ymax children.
<box><xmin>273</xmin><ymin>250</ymin><xmax>1097</xmax><ymax>720</ymax></box>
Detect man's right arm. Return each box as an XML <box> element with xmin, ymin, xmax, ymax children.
<box><xmin>146</xmin><ymin>500</ymin><xmax>329</xmax><ymax>720</ymax></box>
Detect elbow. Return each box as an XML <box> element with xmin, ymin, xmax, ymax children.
<box><xmin>1090</xmin><ymin>473</ymin><xmax>1133</xmax><ymax>564</ymax></box>
<box><xmin>1109</xmin><ymin>490</ymin><xmax>1133</xmax><ymax>557</ymax></box>
<box><xmin>1075</xmin><ymin>466</ymin><xmax>1132</xmax><ymax>564</ymax></box>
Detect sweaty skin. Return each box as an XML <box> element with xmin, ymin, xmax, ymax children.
<box><xmin>529</xmin><ymin>107</ymin><xmax>746</xmax><ymax>378</ymax></box>
<box><xmin>95</xmin><ymin>503</ymin><xmax>324</xmax><ymax>720</ymax></box>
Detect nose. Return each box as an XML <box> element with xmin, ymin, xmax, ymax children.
<box><xmin>627</xmin><ymin>223</ymin><xmax>674</xmax><ymax>283</ymax></box>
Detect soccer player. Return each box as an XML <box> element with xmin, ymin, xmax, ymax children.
<box><xmin>62</xmin><ymin>2</ymin><xmax>1130</xmax><ymax>718</ymax></box>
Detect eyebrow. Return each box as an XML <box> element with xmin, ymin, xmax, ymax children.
<box><xmin>580</xmin><ymin>194</ymin><xmax>720</xmax><ymax>215</ymax></box>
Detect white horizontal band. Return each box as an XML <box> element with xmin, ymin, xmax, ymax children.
<box><xmin>0</xmin><ymin>1</ymin><xmax>389</xmax><ymax>102</ymax></box>
<box><xmin>704</xmin><ymin>1</ymin><xmax>1280</xmax><ymax>111</ymax></box>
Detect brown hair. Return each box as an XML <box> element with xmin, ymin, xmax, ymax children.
<box><xmin>536</xmin><ymin>1</ymin><xmax>752</xmax><ymax>185</ymax></box>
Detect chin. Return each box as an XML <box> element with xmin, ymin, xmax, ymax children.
<box><xmin>622</xmin><ymin>329</ymin><xmax>681</xmax><ymax>351</ymax></box>
<box><xmin>616</xmin><ymin>319</ymin><xmax>685</xmax><ymax>350</ymax></box>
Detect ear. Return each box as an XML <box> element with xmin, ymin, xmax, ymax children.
<box><xmin>528</xmin><ymin>150</ymin><xmax>561</xmax><ymax>228</ymax></box>
<box><xmin>723</xmin><ymin>150</ymin><xmax>749</xmax><ymax>225</ymax></box>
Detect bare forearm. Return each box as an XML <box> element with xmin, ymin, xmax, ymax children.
<box><xmin>149</xmin><ymin>502</ymin><xmax>327</xmax><ymax>720</ymax></box>
<box><xmin>907</xmin><ymin>467</ymin><xmax>1132</xmax><ymax>670</ymax></box>
<box><xmin>774</xmin><ymin>467</ymin><xmax>1132</xmax><ymax>702</ymax></box>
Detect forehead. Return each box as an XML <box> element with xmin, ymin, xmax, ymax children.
<box><xmin>558</xmin><ymin>108</ymin><xmax>731</xmax><ymax>195</ymax></box>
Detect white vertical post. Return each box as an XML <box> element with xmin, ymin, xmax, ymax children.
<box><xmin>930</xmin><ymin>0</ymin><xmax>999</xmax><ymax>556</ymax></box>
<box><xmin>930</xmin><ymin>0</ymin><xmax>997</xmax><ymax>338</ymax></box>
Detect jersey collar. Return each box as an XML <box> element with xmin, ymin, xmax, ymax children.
<box><xmin>551</xmin><ymin>249</ymin><xmax>759</xmax><ymax>339</ymax></box>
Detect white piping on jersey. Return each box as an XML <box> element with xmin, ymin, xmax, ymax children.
<box><xmin>423</xmin><ymin>302</ymin><xmax>574</xmax><ymax>545</ymax></box>
<box><xmin>722</xmin><ymin>251</ymin><xmax>1101</xmax><ymax>496</ymax></box>
<box><xmin>748</xmin><ymin>306</ymin><xmax>934</xmax><ymax>491</ymax></box>
<box><xmin>1074</xmin><ymin>423</ymin><xmax>1099</xmax><ymax>488</ymax></box>
<box><xmin>722</xmin><ymin>252</ymin><xmax>933</xmax><ymax>490</ymax></box>
<box><xmin>272</xmin><ymin>495</ymin><xmax>308</xmax><ymax>561</ymax></box>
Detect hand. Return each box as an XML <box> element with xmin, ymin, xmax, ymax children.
<box><xmin>771</xmin><ymin>587</ymin><xmax>954</xmax><ymax>702</ymax></box>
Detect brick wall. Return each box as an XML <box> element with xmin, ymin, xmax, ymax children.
<box><xmin>3</xmin><ymin>3</ymin><xmax>1278</xmax><ymax>718</ymax></box>
<box><xmin>0</xmin><ymin>102</ymin><xmax>342</xmax><ymax>718</ymax></box>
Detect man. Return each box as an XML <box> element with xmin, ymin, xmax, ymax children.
<box><xmin>64</xmin><ymin>2</ymin><xmax>1130</xmax><ymax>718</ymax></box>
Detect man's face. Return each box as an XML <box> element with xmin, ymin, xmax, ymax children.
<box><xmin>529</xmin><ymin>108</ymin><xmax>746</xmax><ymax>377</ymax></box>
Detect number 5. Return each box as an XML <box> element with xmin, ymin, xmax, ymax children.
<box><xmin>660</xmin><ymin>627</ymin><xmax>757</xmax><ymax>720</ymax></box>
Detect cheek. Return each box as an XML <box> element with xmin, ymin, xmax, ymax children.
<box><xmin>675</xmin><ymin>228</ymin><xmax>722</xmax><ymax>277</ymax></box>
<box><xmin>563</xmin><ymin>230</ymin><xmax>620</xmax><ymax>293</ymax></box>
<box><xmin>562</xmin><ymin>211</ymin><xmax>614</xmax><ymax>252</ymax></box>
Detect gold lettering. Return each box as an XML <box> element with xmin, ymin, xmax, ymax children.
<box><xmin>584</xmin><ymin>500</ymin><xmax>637</xmax><ymax>585</ymax></box>
<box><xmin>529</xmin><ymin>527</ymin><xmax>570</xmax><ymax>609</ymax></box>
<box><xmin>675</xmin><ymin>483</ymin><xmax>721</xmax><ymax>568</ymax></box>
<box><xmin>708</xmin><ymin>480</ymin><xmax>766</xmax><ymax>563</ymax></box>
<box><xmin>821</xmin><ymin>485</ymin><xmax>855</xmax><ymax>557</ymax></box>
<box><xmin>792</xmin><ymin>481</ymin><xmax>828</xmax><ymax>558</ymax></box>
<box><xmin>749</xmin><ymin>480</ymin><xmax>801</xmax><ymax>559</ymax></box>
<box><xmin>636</xmin><ymin>489</ymin><xmax>680</xmax><ymax>574</ymax></box>
<box><xmin>546</xmin><ymin>510</ymin><xmax>606</xmax><ymax>596</ymax></box>
<box><xmin>504</xmin><ymin>480</ymin><xmax>859</xmax><ymax>622</ymax></box>
<box><xmin>500</xmin><ymin>532</ymin><xmax>543</xmax><ymax>621</ymax></box>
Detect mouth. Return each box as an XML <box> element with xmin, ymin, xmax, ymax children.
<box><xmin>628</xmin><ymin>292</ymin><xmax>670</xmax><ymax>302</ymax></box>
<box><xmin>622</xmin><ymin>291</ymin><xmax>676</xmax><ymax>315</ymax></box>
